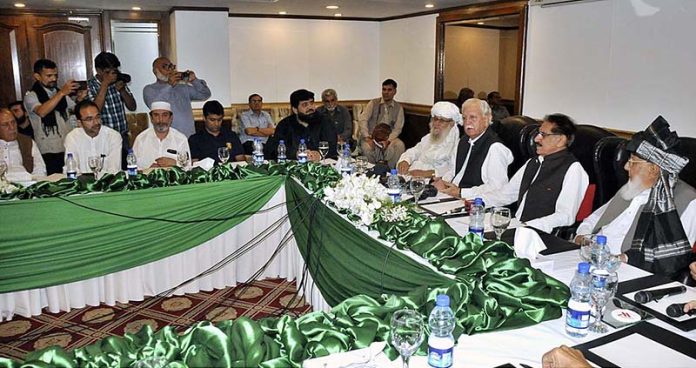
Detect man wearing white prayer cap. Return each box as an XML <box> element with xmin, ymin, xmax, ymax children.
<box><xmin>433</xmin><ymin>98</ymin><xmax>513</xmax><ymax>199</ymax></box>
<box><xmin>396</xmin><ymin>101</ymin><xmax>461</xmax><ymax>178</ymax></box>
<box><xmin>132</xmin><ymin>101</ymin><xmax>190</xmax><ymax>168</ymax></box>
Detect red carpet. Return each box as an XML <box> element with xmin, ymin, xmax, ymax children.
<box><xmin>0</xmin><ymin>278</ymin><xmax>312</xmax><ymax>361</ymax></box>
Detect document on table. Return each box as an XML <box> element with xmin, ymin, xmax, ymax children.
<box><xmin>589</xmin><ymin>333</ymin><xmax>696</xmax><ymax>367</ymax></box>
<box><xmin>419</xmin><ymin>198</ymin><xmax>467</xmax><ymax>214</ymax></box>
<box><xmin>623</xmin><ymin>281</ymin><xmax>696</xmax><ymax>322</ymax></box>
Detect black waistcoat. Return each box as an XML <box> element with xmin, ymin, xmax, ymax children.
<box><xmin>455</xmin><ymin>128</ymin><xmax>503</xmax><ymax>188</ymax></box>
<box><xmin>518</xmin><ymin>149</ymin><xmax>578</xmax><ymax>222</ymax></box>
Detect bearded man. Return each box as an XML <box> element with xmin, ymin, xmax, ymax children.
<box><xmin>434</xmin><ymin>98</ymin><xmax>513</xmax><ymax>199</ymax></box>
<box><xmin>132</xmin><ymin>101</ymin><xmax>190</xmax><ymax>168</ymax></box>
<box><xmin>576</xmin><ymin>116</ymin><xmax>696</xmax><ymax>279</ymax></box>
<box><xmin>396</xmin><ymin>101</ymin><xmax>461</xmax><ymax>178</ymax></box>
<box><xmin>263</xmin><ymin>89</ymin><xmax>337</xmax><ymax>161</ymax></box>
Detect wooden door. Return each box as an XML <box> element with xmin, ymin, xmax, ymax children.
<box><xmin>0</xmin><ymin>16</ymin><xmax>28</xmax><ymax>107</ymax></box>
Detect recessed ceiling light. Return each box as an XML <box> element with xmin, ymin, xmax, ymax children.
<box><xmin>14</xmin><ymin>3</ymin><xmax>26</xmax><ymax>8</ymax></box>
<box><xmin>132</xmin><ymin>7</ymin><xmax>141</xmax><ymax>11</ymax></box>
<box><xmin>278</xmin><ymin>11</ymin><xmax>287</xmax><ymax>15</ymax></box>
<box><xmin>326</xmin><ymin>5</ymin><xmax>339</xmax><ymax>10</ymax></box>
<box><xmin>477</xmin><ymin>21</ymin><xmax>484</xmax><ymax>25</ymax></box>
<box><xmin>425</xmin><ymin>4</ymin><xmax>434</xmax><ymax>8</ymax></box>
<box><xmin>334</xmin><ymin>13</ymin><xmax>342</xmax><ymax>17</ymax></box>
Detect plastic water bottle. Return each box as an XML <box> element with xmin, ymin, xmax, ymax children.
<box><xmin>566</xmin><ymin>262</ymin><xmax>591</xmax><ymax>338</ymax></box>
<box><xmin>297</xmin><ymin>139</ymin><xmax>308</xmax><ymax>164</ymax></box>
<box><xmin>428</xmin><ymin>294</ymin><xmax>455</xmax><ymax>368</ymax></box>
<box><xmin>340</xmin><ymin>144</ymin><xmax>352</xmax><ymax>176</ymax></box>
<box><xmin>253</xmin><ymin>138</ymin><xmax>264</xmax><ymax>166</ymax></box>
<box><xmin>277</xmin><ymin>140</ymin><xmax>287</xmax><ymax>163</ymax></box>
<box><xmin>590</xmin><ymin>235</ymin><xmax>609</xmax><ymax>269</ymax></box>
<box><xmin>65</xmin><ymin>152</ymin><xmax>77</xmax><ymax>180</ymax></box>
<box><xmin>468</xmin><ymin>197</ymin><xmax>485</xmax><ymax>240</ymax></box>
<box><xmin>387</xmin><ymin>169</ymin><xmax>402</xmax><ymax>203</ymax></box>
<box><xmin>126</xmin><ymin>149</ymin><xmax>138</xmax><ymax>177</ymax></box>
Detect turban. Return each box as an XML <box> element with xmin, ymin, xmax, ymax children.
<box><xmin>431</xmin><ymin>101</ymin><xmax>462</xmax><ymax>125</ymax></box>
<box><xmin>626</xmin><ymin>115</ymin><xmax>688</xmax><ymax>175</ymax></box>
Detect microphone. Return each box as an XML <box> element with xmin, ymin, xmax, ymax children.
<box><xmin>634</xmin><ymin>285</ymin><xmax>686</xmax><ymax>304</ymax></box>
<box><xmin>666</xmin><ymin>303</ymin><xmax>696</xmax><ymax>318</ymax></box>
<box><xmin>166</xmin><ymin>149</ymin><xmax>178</xmax><ymax>155</ymax></box>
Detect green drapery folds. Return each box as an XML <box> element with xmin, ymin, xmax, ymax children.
<box><xmin>1</xmin><ymin>163</ymin><xmax>569</xmax><ymax>367</ymax></box>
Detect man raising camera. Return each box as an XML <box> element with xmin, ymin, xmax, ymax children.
<box><xmin>87</xmin><ymin>51</ymin><xmax>136</xmax><ymax>166</ymax></box>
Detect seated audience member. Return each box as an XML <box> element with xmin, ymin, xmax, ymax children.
<box><xmin>317</xmin><ymin>88</ymin><xmax>353</xmax><ymax>144</ymax></box>
<box><xmin>25</xmin><ymin>59</ymin><xmax>84</xmax><ymax>174</ymax></box>
<box><xmin>263</xmin><ymin>89</ymin><xmax>337</xmax><ymax>161</ymax></box>
<box><xmin>542</xmin><ymin>346</ymin><xmax>591</xmax><ymax>368</ymax></box>
<box><xmin>87</xmin><ymin>52</ymin><xmax>136</xmax><ymax>151</ymax></box>
<box><xmin>8</xmin><ymin>101</ymin><xmax>33</xmax><ymax>138</ymax></box>
<box><xmin>364</xmin><ymin>123</ymin><xmax>392</xmax><ymax>168</ymax></box>
<box><xmin>576</xmin><ymin>117</ymin><xmax>695</xmax><ymax>279</ymax></box>
<box><xmin>358</xmin><ymin>79</ymin><xmax>406</xmax><ymax>168</ymax></box>
<box><xmin>396</xmin><ymin>101</ymin><xmax>460</xmax><ymax>178</ymax></box>
<box><xmin>143</xmin><ymin>57</ymin><xmax>211</xmax><ymax>137</ymax></box>
<box><xmin>133</xmin><ymin>101</ymin><xmax>190</xmax><ymax>168</ymax></box>
<box><xmin>487</xmin><ymin>91</ymin><xmax>510</xmax><ymax>122</ymax></box>
<box><xmin>478</xmin><ymin>113</ymin><xmax>589</xmax><ymax>233</ymax></box>
<box><xmin>0</xmin><ymin>108</ymin><xmax>46</xmax><ymax>180</ymax></box>
<box><xmin>434</xmin><ymin>98</ymin><xmax>513</xmax><ymax>198</ymax></box>
<box><xmin>63</xmin><ymin>100</ymin><xmax>122</xmax><ymax>175</ymax></box>
<box><xmin>239</xmin><ymin>93</ymin><xmax>275</xmax><ymax>154</ymax></box>
<box><xmin>189</xmin><ymin>100</ymin><xmax>244</xmax><ymax>163</ymax></box>
<box><xmin>456</xmin><ymin>87</ymin><xmax>474</xmax><ymax>109</ymax></box>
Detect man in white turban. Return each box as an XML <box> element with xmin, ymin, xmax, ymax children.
<box><xmin>434</xmin><ymin>98</ymin><xmax>513</xmax><ymax>198</ymax></box>
<box><xmin>397</xmin><ymin>101</ymin><xmax>461</xmax><ymax>178</ymax></box>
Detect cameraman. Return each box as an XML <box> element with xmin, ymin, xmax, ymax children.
<box><xmin>87</xmin><ymin>52</ymin><xmax>136</xmax><ymax>164</ymax></box>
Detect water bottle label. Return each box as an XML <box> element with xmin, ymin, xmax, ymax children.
<box><xmin>566</xmin><ymin>308</ymin><xmax>590</xmax><ymax>329</ymax></box>
<box><xmin>428</xmin><ymin>346</ymin><xmax>453</xmax><ymax>368</ymax></box>
<box><xmin>469</xmin><ymin>227</ymin><xmax>484</xmax><ymax>239</ymax></box>
<box><xmin>253</xmin><ymin>153</ymin><xmax>264</xmax><ymax>166</ymax></box>
<box><xmin>127</xmin><ymin>165</ymin><xmax>137</xmax><ymax>177</ymax></box>
<box><xmin>67</xmin><ymin>171</ymin><xmax>77</xmax><ymax>180</ymax></box>
<box><xmin>298</xmin><ymin>153</ymin><xmax>308</xmax><ymax>164</ymax></box>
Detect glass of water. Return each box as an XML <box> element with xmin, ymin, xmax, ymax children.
<box><xmin>177</xmin><ymin>151</ymin><xmax>189</xmax><ymax>169</ymax></box>
<box><xmin>578</xmin><ymin>234</ymin><xmax>595</xmax><ymax>262</ymax></box>
<box><xmin>390</xmin><ymin>309</ymin><xmax>424</xmax><ymax>368</ymax></box>
<box><xmin>88</xmin><ymin>155</ymin><xmax>104</xmax><ymax>180</ymax></box>
<box><xmin>589</xmin><ymin>269</ymin><xmax>613</xmax><ymax>334</ymax></box>
<box><xmin>218</xmin><ymin>147</ymin><xmax>230</xmax><ymax>164</ymax></box>
<box><xmin>318</xmin><ymin>141</ymin><xmax>329</xmax><ymax>161</ymax></box>
<box><xmin>491</xmin><ymin>207</ymin><xmax>511</xmax><ymax>240</ymax></box>
<box><xmin>409</xmin><ymin>176</ymin><xmax>427</xmax><ymax>206</ymax></box>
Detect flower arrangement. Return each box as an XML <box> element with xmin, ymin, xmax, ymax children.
<box><xmin>323</xmin><ymin>174</ymin><xmax>390</xmax><ymax>225</ymax></box>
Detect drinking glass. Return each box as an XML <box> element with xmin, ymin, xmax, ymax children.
<box><xmin>0</xmin><ymin>160</ymin><xmax>7</xmax><ymax>180</ymax></box>
<box><xmin>390</xmin><ymin>309</ymin><xmax>424</xmax><ymax>368</ymax></box>
<box><xmin>337</xmin><ymin>141</ymin><xmax>347</xmax><ymax>155</ymax></box>
<box><xmin>218</xmin><ymin>147</ymin><xmax>230</xmax><ymax>164</ymax></box>
<box><xmin>605</xmin><ymin>254</ymin><xmax>622</xmax><ymax>274</ymax></box>
<box><xmin>409</xmin><ymin>177</ymin><xmax>427</xmax><ymax>206</ymax></box>
<box><xmin>88</xmin><ymin>155</ymin><xmax>104</xmax><ymax>180</ymax></box>
<box><xmin>578</xmin><ymin>235</ymin><xmax>595</xmax><ymax>262</ymax></box>
<box><xmin>318</xmin><ymin>141</ymin><xmax>329</xmax><ymax>161</ymax></box>
<box><xmin>590</xmin><ymin>240</ymin><xmax>609</xmax><ymax>270</ymax></box>
<box><xmin>589</xmin><ymin>269</ymin><xmax>612</xmax><ymax>333</ymax></box>
<box><xmin>177</xmin><ymin>151</ymin><xmax>189</xmax><ymax>169</ymax></box>
<box><xmin>355</xmin><ymin>156</ymin><xmax>368</xmax><ymax>175</ymax></box>
<box><xmin>491</xmin><ymin>207</ymin><xmax>511</xmax><ymax>241</ymax></box>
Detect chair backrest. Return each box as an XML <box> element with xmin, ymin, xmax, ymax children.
<box><xmin>518</xmin><ymin>123</ymin><xmax>540</xmax><ymax>163</ymax></box>
<box><xmin>593</xmin><ymin>136</ymin><xmax>629</xmax><ymax>207</ymax></box>
<box><xmin>495</xmin><ymin>115</ymin><xmax>538</xmax><ymax>177</ymax></box>
<box><xmin>676</xmin><ymin>137</ymin><xmax>696</xmax><ymax>188</ymax></box>
<box><xmin>569</xmin><ymin>124</ymin><xmax>615</xmax><ymax>186</ymax></box>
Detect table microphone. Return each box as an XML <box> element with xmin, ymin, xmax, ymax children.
<box><xmin>166</xmin><ymin>149</ymin><xmax>178</xmax><ymax>155</ymax></box>
<box><xmin>666</xmin><ymin>303</ymin><xmax>696</xmax><ymax>318</ymax></box>
<box><xmin>634</xmin><ymin>285</ymin><xmax>686</xmax><ymax>304</ymax></box>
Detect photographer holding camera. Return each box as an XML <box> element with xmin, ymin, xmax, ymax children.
<box><xmin>143</xmin><ymin>57</ymin><xmax>211</xmax><ymax>138</ymax></box>
<box><xmin>87</xmin><ymin>51</ymin><xmax>136</xmax><ymax>165</ymax></box>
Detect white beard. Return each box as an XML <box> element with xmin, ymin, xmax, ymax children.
<box><xmin>619</xmin><ymin>176</ymin><xmax>649</xmax><ymax>201</ymax></box>
<box><xmin>155</xmin><ymin>70</ymin><xmax>169</xmax><ymax>82</ymax></box>
<box><xmin>429</xmin><ymin>125</ymin><xmax>452</xmax><ymax>145</ymax></box>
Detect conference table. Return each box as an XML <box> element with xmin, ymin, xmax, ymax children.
<box><xmin>2</xmin><ymin>164</ymin><xmax>696</xmax><ymax>367</ymax></box>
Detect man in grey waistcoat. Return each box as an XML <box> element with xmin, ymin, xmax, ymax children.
<box><xmin>357</xmin><ymin>79</ymin><xmax>405</xmax><ymax>169</ymax></box>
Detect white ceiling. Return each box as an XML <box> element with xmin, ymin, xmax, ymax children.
<box><xmin>1</xmin><ymin>0</ymin><xmax>493</xmax><ymax>19</ymax></box>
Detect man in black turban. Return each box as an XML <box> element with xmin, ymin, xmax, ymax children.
<box><xmin>575</xmin><ymin>116</ymin><xmax>696</xmax><ymax>279</ymax></box>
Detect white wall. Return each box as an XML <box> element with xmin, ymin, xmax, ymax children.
<box><xmin>523</xmin><ymin>0</ymin><xmax>696</xmax><ymax>137</ymax></box>
<box><xmin>171</xmin><ymin>10</ymin><xmax>231</xmax><ymax>106</ymax></box>
<box><xmin>443</xmin><ymin>26</ymin><xmax>500</xmax><ymax>100</ymax></box>
<box><xmin>228</xmin><ymin>17</ymin><xmax>380</xmax><ymax>103</ymax></box>
<box><xmin>112</xmin><ymin>22</ymin><xmax>160</xmax><ymax>113</ymax></box>
<box><xmin>380</xmin><ymin>15</ymin><xmax>437</xmax><ymax>105</ymax></box>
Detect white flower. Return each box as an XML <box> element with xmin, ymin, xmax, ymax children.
<box><xmin>323</xmin><ymin>174</ymin><xmax>389</xmax><ymax>226</ymax></box>
<box><xmin>381</xmin><ymin>205</ymin><xmax>409</xmax><ymax>223</ymax></box>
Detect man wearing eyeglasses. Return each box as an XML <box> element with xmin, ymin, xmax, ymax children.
<box><xmin>143</xmin><ymin>57</ymin><xmax>211</xmax><ymax>138</ymax></box>
<box><xmin>0</xmin><ymin>108</ymin><xmax>46</xmax><ymax>181</ymax></box>
<box><xmin>478</xmin><ymin>113</ymin><xmax>589</xmax><ymax>233</ymax></box>
<box><xmin>575</xmin><ymin>117</ymin><xmax>695</xmax><ymax>279</ymax></box>
<box><xmin>396</xmin><ymin>101</ymin><xmax>461</xmax><ymax>178</ymax></box>
<box><xmin>63</xmin><ymin>100</ymin><xmax>123</xmax><ymax>175</ymax></box>
<box><xmin>433</xmin><ymin>98</ymin><xmax>513</xmax><ymax>198</ymax></box>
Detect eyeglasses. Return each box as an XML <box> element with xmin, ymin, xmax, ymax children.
<box><xmin>162</xmin><ymin>63</ymin><xmax>176</xmax><ymax>70</ymax></box>
<box><xmin>536</xmin><ymin>131</ymin><xmax>563</xmax><ymax>138</ymax></box>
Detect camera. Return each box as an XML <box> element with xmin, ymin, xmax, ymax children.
<box><xmin>180</xmin><ymin>71</ymin><xmax>190</xmax><ymax>81</ymax></box>
<box><xmin>116</xmin><ymin>72</ymin><xmax>131</xmax><ymax>84</ymax></box>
